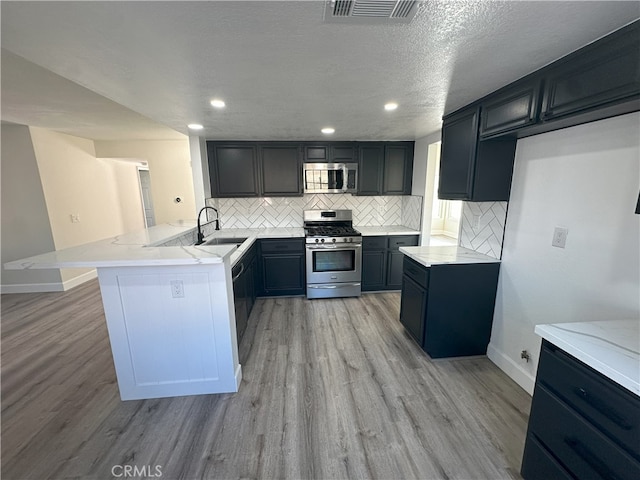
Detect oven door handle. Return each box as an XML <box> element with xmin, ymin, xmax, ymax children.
<box><xmin>308</xmin><ymin>283</ymin><xmax>362</xmax><ymax>289</ymax></box>
<box><xmin>306</xmin><ymin>244</ymin><xmax>362</xmax><ymax>250</ymax></box>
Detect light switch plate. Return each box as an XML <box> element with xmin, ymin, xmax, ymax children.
<box><xmin>552</xmin><ymin>227</ymin><xmax>568</xmax><ymax>248</ymax></box>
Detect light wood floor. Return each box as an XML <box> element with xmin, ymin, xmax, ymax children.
<box><xmin>1</xmin><ymin>280</ymin><xmax>531</xmax><ymax>480</ymax></box>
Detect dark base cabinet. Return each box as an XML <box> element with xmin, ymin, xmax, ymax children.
<box><xmin>522</xmin><ymin>340</ymin><xmax>640</xmax><ymax>480</ymax></box>
<box><xmin>232</xmin><ymin>242</ymin><xmax>257</xmax><ymax>345</ymax></box>
<box><xmin>399</xmin><ymin>256</ymin><xmax>500</xmax><ymax>358</ymax></box>
<box><xmin>258</xmin><ymin>238</ymin><xmax>305</xmax><ymax>296</ymax></box>
<box><xmin>362</xmin><ymin>235</ymin><xmax>419</xmax><ymax>291</ymax></box>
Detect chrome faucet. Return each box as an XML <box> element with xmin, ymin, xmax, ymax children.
<box><xmin>195</xmin><ymin>206</ymin><xmax>220</xmax><ymax>245</ymax></box>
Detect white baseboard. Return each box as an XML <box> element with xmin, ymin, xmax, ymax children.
<box><xmin>62</xmin><ymin>269</ymin><xmax>97</xmax><ymax>290</ymax></box>
<box><xmin>1</xmin><ymin>269</ymin><xmax>97</xmax><ymax>294</ymax></box>
<box><xmin>1</xmin><ymin>282</ymin><xmax>65</xmax><ymax>294</ymax></box>
<box><xmin>487</xmin><ymin>343</ymin><xmax>535</xmax><ymax>395</ymax></box>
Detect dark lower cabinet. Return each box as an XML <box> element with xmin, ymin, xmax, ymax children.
<box><xmin>399</xmin><ymin>256</ymin><xmax>500</xmax><ymax>357</ymax></box>
<box><xmin>399</xmin><ymin>274</ymin><xmax>427</xmax><ymax>344</ymax></box>
<box><xmin>232</xmin><ymin>243</ymin><xmax>257</xmax><ymax>345</ymax></box>
<box><xmin>362</xmin><ymin>235</ymin><xmax>419</xmax><ymax>291</ymax></box>
<box><xmin>258</xmin><ymin>238</ymin><xmax>305</xmax><ymax>296</ymax></box>
<box><xmin>521</xmin><ymin>340</ymin><xmax>640</xmax><ymax>480</ymax></box>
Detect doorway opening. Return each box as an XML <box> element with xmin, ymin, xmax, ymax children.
<box><xmin>137</xmin><ymin>167</ymin><xmax>156</xmax><ymax>228</ymax></box>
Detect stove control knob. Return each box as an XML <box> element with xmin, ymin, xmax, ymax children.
<box><xmin>315</xmin><ymin>238</ymin><xmax>319</xmax><ymax>243</ymax></box>
<box><xmin>349</xmin><ymin>238</ymin><xmax>353</xmax><ymax>243</ymax></box>
<box><xmin>343</xmin><ymin>238</ymin><xmax>348</xmax><ymax>242</ymax></box>
<box><xmin>332</xmin><ymin>238</ymin><xmax>336</xmax><ymax>243</ymax></box>
<box><xmin>321</xmin><ymin>238</ymin><xmax>325</xmax><ymax>243</ymax></box>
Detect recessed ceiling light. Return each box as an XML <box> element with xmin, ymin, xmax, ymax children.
<box><xmin>188</xmin><ymin>123</ymin><xmax>204</xmax><ymax>130</ymax></box>
<box><xmin>384</xmin><ymin>102</ymin><xmax>398</xmax><ymax>111</ymax></box>
<box><xmin>210</xmin><ymin>99</ymin><xmax>226</xmax><ymax>109</ymax></box>
<box><xmin>321</xmin><ymin>127</ymin><xmax>335</xmax><ymax>135</ymax></box>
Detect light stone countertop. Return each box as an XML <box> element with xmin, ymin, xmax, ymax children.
<box><xmin>4</xmin><ymin>223</ymin><xmax>304</xmax><ymax>270</ymax></box>
<box><xmin>356</xmin><ymin>226</ymin><xmax>421</xmax><ymax>236</ymax></box>
<box><xmin>535</xmin><ymin>320</ymin><xmax>640</xmax><ymax>396</ymax></box>
<box><xmin>399</xmin><ymin>245</ymin><xmax>500</xmax><ymax>267</ymax></box>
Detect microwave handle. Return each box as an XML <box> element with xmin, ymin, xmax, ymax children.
<box><xmin>342</xmin><ymin>164</ymin><xmax>348</xmax><ymax>192</ymax></box>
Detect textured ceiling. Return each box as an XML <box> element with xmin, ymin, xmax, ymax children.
<box><xmin>1</xmin><ymin>1</ymin><xmax>639</xmax><ymax>141</ymax></box>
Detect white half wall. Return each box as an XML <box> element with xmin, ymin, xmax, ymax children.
<box><xmin>1</xmin><ymin>124</ymin><xmax>63</xmax><ymax>291</ymax></box>
<box><xmin>489</xmin><ymin>112</ymin><xmax>640</xmax><ymax>394</ymax></box>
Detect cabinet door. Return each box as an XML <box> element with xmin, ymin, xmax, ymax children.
<box><xmin>331</xmin><ymin>144</ymin><xmax>356</xmax><ymax>161</ymax></box>
<box><xmin>304</xmin><ymin>144</ymin><xmax>328</xmax><ymax>162</ymax></box>
<box><xmin>358</xmin><ymin>143</ymin><xmax>384</xmax><ymax>195</ymax></box>
<box><xmin>386</xmin><ymin>251</ymin><xmax>405</xmax><ymax>289</ymax></box>
<box><xmin>383</xmin><ymin>143</ymin><xmax>413</xmax><ymax>195</ymax></box>
<box><xmin>261</xmin><ymin>254</ymin><xmax>304</xmax><ymax>295</ymax></box>
<box><xmin>438</xmin><ymin>108</ymin><xmax>479</xmax><ymax>200</ymax></box>
<box><xmin>541</xmin><ymin>22</ymin><xmax>640</xmax><ymax>122</ymax></box>
<box><xmin>480</xmin><ymin>79</ymin><xmax>541</xmax><ymax>138</ymax></box>
<box><xmin>362</xmin><ymin>250</ymin><xmax>386</xmax><ymax>291</ymax></box>
<box><xmin>399</xmin><ymin>274</ymin><xmax>427</xmax><ymax>345</ymax></box>
<box><xmin>259</xmin><ymin>144</ymin><xmax>302</xmax><ymax>196</ymax></box>
<box><xmin>232</xmin><ymin>263</ymin><xmax>248</xmax><ymax>344</ymax></box>
<box><xmin>208</xmin><ymin>143</ymin><xmax>260</xmax><ymax>197</ymax></box>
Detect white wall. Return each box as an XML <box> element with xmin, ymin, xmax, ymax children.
<box><xmin>1</xmin><ymin>124</ymin><xmax>63</xmax><ymax>291</ymax></box>
<box><xmin>488</xmin><ymin>112</ymin><xmax>640</xmax><ymax>394</ymax></box>
<box><xmin>412</xmin><ymin>131</ymin><xmax>442</xmax><ymax>245</ymax></box>
<box><xmin>94</xmin><ymin>139</ymin><xmax>196</xmax><ymax>223</ymax></box>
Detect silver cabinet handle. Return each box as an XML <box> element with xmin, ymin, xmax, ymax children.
<box><xmin>306</xmin><ymin>244</ymin><xmax>362</xmax><ymax>250</ymax></box>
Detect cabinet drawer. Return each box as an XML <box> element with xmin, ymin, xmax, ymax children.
<box><xmin>538</xmin><ymin>340</ymin><xmax>640</xmax><ymax>459</ymax></box>
<box><xmin>521</xmin><ymin>433</ymin><xmax>573</xmax><ymax>480</ymax></box>
<box><xmin>530</xmin><ymin>385</ymin><xmax>640</xmax><ymax>480</ymax></box>
<box><xmin>259</xmin><ymin>238</ymin><xmax>304</xmax><ymax>254</ymax></box>
<box><xmin>403</xmin><ymin>257</ymin><xmax>429</xmax><ymax>289</ymax></box>
<box><xmin>363</xmin><ymin>236</ymin><xmax>387</xmax><ymax>250</ymax></box>
<box><xmin>388</xmin><ymin>235</ymin><xmax>419</xmax><ymax>250</ymax></box>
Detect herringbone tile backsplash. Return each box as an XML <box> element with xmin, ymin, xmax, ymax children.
<box><xmin>459</xmin><ymin>202</ymin><xmax>507</xmax><ymax>259</ymax></box>
<box><xmin>206</xmin><ymin>195</ymin><xmax>422</xmax><ymax>230</ymax></box>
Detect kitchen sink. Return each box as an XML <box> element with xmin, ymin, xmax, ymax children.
<box><xmin>202</xmin><ymin>237</ymin><xmax>248</xmax><ymax>246</ymax></box>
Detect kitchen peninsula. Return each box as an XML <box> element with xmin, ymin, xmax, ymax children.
<box><xmin>3</xmin><ymin>221</ymin><xmax>302</xmax><ymax>400</ymax></box>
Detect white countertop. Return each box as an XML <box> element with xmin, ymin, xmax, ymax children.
<box><xmin>399</xmin><ymin>245</ymin><xmax>500</xmax><ymax>267</ymax></box>
<box><xmin>4</xmin><ymin>223</ymin><xmax>304</xmax><ymax>270</ymax></box>
<box><xmin>356</xmin><ymin>226</ymin><xmax>421</xmax><ymax>236</ymax></box>
<box><xmin>535</xmin><ymin>320</ymin><xmax>640</xmax><ymax>396</ymax></box>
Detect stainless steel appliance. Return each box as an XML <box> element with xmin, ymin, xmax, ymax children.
<box><xmin>304</xmin><ymin>209</ymin><xmax>362</xmax><ymax>299</ymax></box>
<box><xmin>303</xmin><ymin>163</ymin><xmax>358</xmax><ymax>194</ymax></box>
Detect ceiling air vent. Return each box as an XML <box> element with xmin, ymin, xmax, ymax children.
<box><xmin>325</xmin><ymin>0</ymin><xmax>420</xmax><ymax>24</ymax></box>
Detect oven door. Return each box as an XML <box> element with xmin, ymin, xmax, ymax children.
<box><xmin>305</xmin><ymin>244</ymin><xmax>362</xmax><ymax>284</ymax></box>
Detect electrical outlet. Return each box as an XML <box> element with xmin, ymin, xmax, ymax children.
<box><xmin>552</xmin><ymin>227</ymin><xmax>568</xmax><ymax>248</ymax></box>
<box><xmin>170</xmin><ymin>280</ymin><xmax>184</xmax><ymax>298</ymax></box>
<box><xmin>70</xmin><ymin>214</ymin><xmax>80</xmax><ymax>223</ymax></box>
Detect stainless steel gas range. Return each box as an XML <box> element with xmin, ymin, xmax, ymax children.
<box><xmin>303</xmin><ymin>209</ymin><xmax>362</xmax><ymax>299</ymax></box>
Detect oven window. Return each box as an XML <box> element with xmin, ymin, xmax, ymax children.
<box><xmin>313</xmin><ymin>250</ymin><xmax>354</xmax><ymax>272</ymax></box>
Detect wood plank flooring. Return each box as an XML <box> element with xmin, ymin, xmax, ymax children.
<box><xmin>1</xmin><ymin>280</ymin><xmax>531</xmax><ymax>480</ymax></box>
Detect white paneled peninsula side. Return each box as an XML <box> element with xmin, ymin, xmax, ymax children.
<box><xmin>4</xmin><ymin>222</ymin><xmax>246</xmax><ymax>401</ymax></box>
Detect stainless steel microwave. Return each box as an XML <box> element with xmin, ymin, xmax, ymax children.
<box><xmin>303</xmin><ymin>163</ymin><xmax>358</xmax><ymax>194</ymax></box>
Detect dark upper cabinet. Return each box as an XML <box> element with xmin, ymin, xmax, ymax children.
<box><xmin>439</xmin><ymin>107</ymin><xmax>517</xmax><ymax>202</ymax></box>
<box><xmin>208</xmin><ymin>143</ymin><xmax>260</xmax><ymax>197</ymax></box>
<box><xmin>541</xmin><ymin>22</ymin><xmax>640</xmax><ymax>122</ymax></box>
<box><xmin>358</xmin><ymin>144</ymin><xmax>384</xmax><ymax>195</ymax></box>
<box><xmin>259</xmin><ymin>144</ymin><xmax>302</xmax><ymax>196</ymax></box>
<box><xmin>358</xmin><ymin>142</ymin><xmax>413</xmax><ymax>196</ymax></box>
<box><xmin>480</xmin><ymin>79</ymin><xmax>542</xmax><ymax>138</ymax></box>
<box><xmin>208</xmin><ymin>142</ymin><xmax>302</xmax><ymax>197</ymax></box>
<box><xmin>303</xmin><ymin>143</ymin><xmax>356</xmax><ymax>162</ymax></box>
<box><xmin>438</xmin><ymin>107</ymin><xmax>479</xmax><ymax>199</ymax></box>
<box><xmin>383</xmin><ymin>143</ymin><xmax>414</xmax><ymax>195</ymax></box>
